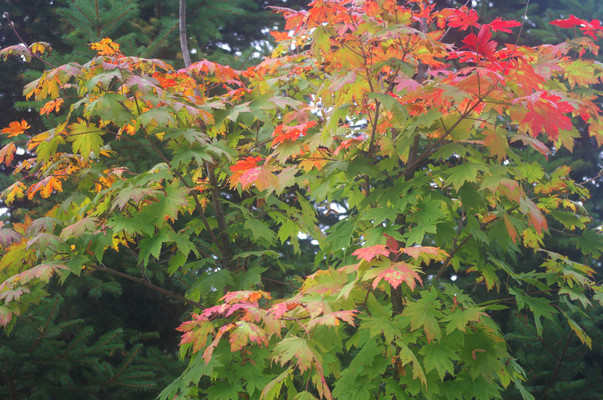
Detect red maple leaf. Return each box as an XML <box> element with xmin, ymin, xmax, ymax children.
<box><xmin>372</xmin><ymin>262</ymin><xmax>422</xmax><ymax>290</ymax></box>
<box><xmin>486</xmin><ymin>17</ymin><xmax>521</xmax><ymax>33</ymax></box>
<box><xmin>352</xmin><ymin>245</ymin><xmax>391</xmax><ymax>262</ymax></box>
<box><xmin>447</xmin><ymin>6</ymin><xmax>480</xmax><ymax>31</ymax></box>
<box><xmin>230</xmin><ymin>156</ymin><xmax>264</xmax><ymax>189</ymax></box>
<box><xmin>230</xmin><ymin>156</ymin><xmax>262</xmax><ymax>172</ymax></box>
<box><xmin>518</xmin><ymin>92</ymin><xmax>574</xmax><ymax>140</ymax></box>
<box><xmin>461</xmin><ymin>26</ymin><xmax>498</xmax><ymax>62</ymax></box>
<box><xmin>551</xmin><ymin>15</ymin><xmax>603</xmax><ymax>40</ymax></box>
<box><xmin>384</xmin><ymin>234</ymin><xmax>400</xmax><ymax>252</ymax></box>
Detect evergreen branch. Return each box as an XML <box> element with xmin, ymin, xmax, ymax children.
<box><xmin>27</xmin><ymin>296</ymin><xmax>60</xmax><ymax>354</ymax></box>
<box><xmin>101</xmin><ymin>1</ymin><xmax>136</xmax><ymax>32</ymax></box>
<box><xmin>90</xmin><ymin>263</ymin><xmax>204</xmax><ymax>309</ymax></box>
<box><xmin>68</xmin><ymin>0</ymin><xmax>96</xmax><ymax>28</ymax></box>
<box><xmin>540</xmin><ymin>331</ymin><xmax>574</xmax><ymax>400</ymax></box>
<box><xmin>111</xmin><ymin>345</ymin><xmax>140</xmax><ymax>384</ymax></box>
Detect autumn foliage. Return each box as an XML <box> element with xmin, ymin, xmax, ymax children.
<box><xmin>1</xmin><ymin>1</ymin><xmax>602</xmax><ymax>399</ymax></box>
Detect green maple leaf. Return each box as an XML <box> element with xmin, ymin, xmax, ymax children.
<box><xmin>111</xmin><ymin>187</ymin><xmax>159</xmax><ymax>211</ymax></box>
<box><xmin>402</xmin><ymin>288</ymin><xmax>443</xmax><ymax>342</ymax></box>
<box><xmin>419</xmin><ymin>342</ymin><xmax>458</xmax><ymax>380</ymax></box>
<box><xmin>67</xmin><ymin>120</ymin><xmax>105</xmax><ymax>157</ymax></box>
<box><xmin>138</xmin><ymin>230</ymin><xmax>169</xmax><ymax>266</ymax></box>
<box><xmin>509</xmin><ymin>288</ymin><xmax>556</xmax><ymax>335</ymax></box>
<box><xmin>244</xmin><ymin>218</ymin><xmax>276</xmax><ymax>245</ymax></box>
<box><xmin>108</xmin><ymin>214</ymin><xmax>155</xmax><ymax>236</ymax></box>
<box><xmin>272</xmin><ymin>336</ymin><xmax>321</xmax><ymax>374</ymax></box>
<box><xmin>143</xmin><ymin>182</ymin><xmax>190</xmax><ymax>224</ymax></box>
<box><xmin>442</xmin><ymin>307</ymin><xmax>485</xmax><ymax>334</ymax></box>
<box><xmin>204</xmin><ymin>379</ymin><xmax>243</xmax><ymax>400</ymax></box>
<box><xmin>137</xmin><ymin>107</ymin><xmax>176</xmax><ymax>128</ymax></box>
<box><xmin>261</xmin><ymin>368</ymin><xmax>293</xmax><ymax>400</ymax></box>
<box><xmin>294</xmin><ymin>391</ymin><xmax>319</xmax><ymax>400</ymax></box>
<box><xmin>446</xmin><ymin>163</ymin><xmax>481</xmax><ymax>191</ymax></box>
<box><xmin>86</xmin><ymin>93</ymin><xmax>133</xmax><ymax>125</ymax></box>
<box><xmin>60</xmin><ymin>217</ymin><xmax>98</xmax><ymax>239</ymax></box>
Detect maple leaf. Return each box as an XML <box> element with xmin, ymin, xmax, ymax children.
<box><xmin>551</xmin><ymin>15</ymin><xmax>603</xmax><ymax>39</ymax></box>
<box><xmin>230</xmin><ymin>156</ymin><xmax>262</xmax><ymax>172</ymax></box>
<box><xmin>272</xmin><ymin>336</ymin><xmax>322</xmax><ymax>374</ymax></box>
<box><xmin>66</xmin><ymin>119</ymin><xmax>105</xmax><ymax>157</ymax></box>
<box><xmin>152</xmin><ymin>71</ymin><xmax>177</xmax><ymax>88</ymax></box>
<box><xmin>419</xmin><ymin>342</ymin><xmax>458</xmax><ymax>380</ymax></box>
<box><xmin>352</xmin><ymin>245</ymin><xmax>391</xmax><ymax>262</ymax></box>
<box><xmin>402</xmin><ymin>289</ymin><xmax>443</xmax><ymax>343</ymax></box>
<box><xmin>483</xmin><ymin>126</ymin><xmax>509</xmax><ymax>160</ymax></box>
<box><xmin>270</xmin><ymin>30</ymin><xmax>290</xmax><ymax>42</ymax></box>
<box><xmin>0</xmin><ymin>43</ymin><xmax>31</xmax><ymax>62</ymax></box>
<box><xmin>461</xmin><ymin>26</ymin><xmax>498</xmax><ymax>62</ymax></box>
<box><xmin>384</xmin><ymin>234</ymin><xmax>400</xmax><ymax>251</ymax></box>
<box><xmin>229</xmin><ymin>321</ymin><xmax>269</xmax><ymax>351</ymax></box>
<box><xmin>230</xmin><ymin>156</ymin><xmax>263</xmax><ymax>189</ymax></box>
<box><xmin>27</xmin><ymin>176</ymin><xmax>63</xmax><ymax>199</ymax></box>
<box><xmin>40</xmin><ymin>98</ymin><xmax>64</xmax><ymax>115</ymax></box>
<box><xmin>402</xmin><ymin>246</ymin><xmax>448</xmax><ymax>262</ymax></box>
<box><xmin>306</xmin><ymin>310</ymin><xmax>357</xmax><ymax>330</ymax></box>
<box><xmin>29</xmin><ymin>41</ymin><xmax>52</xmax><ymax>56</ymax></box>
<box><xmin>447</xmin><ymin>6</ymin><xmax>480</xmax><ymax>31</ymax></box>
<box><xmin>370</xmin><ymin>261</ymin><xmax>423</xmax><ymax>290</ymax></box>
<box><xmin>203</xmin><ymin>323</ymin><xmax>234</xmax><ymax>364</ymax></box>
<box><xmin>515</xmin><ymin>91</ymin><xmax>574</xmax><ymax>140</ymax></box>
<box><xmin>2</xmin><ymin>182</ymin><xmax>26</xmax><ymax>205</ymax></box>
<box><xmin>0</xmin><ymin>306</ymin><xmax>13</xmax><ymax>327</ymax></box>
<box><xmin>503</xmin><ymin>215</ymin><xmax>519</xmax><ymax>244</ymax></box>
<box><xmin>89</xmin><ymin>38</ymin><xmax>122</xmax><ymax>56</ymax></box>
<box><xmin>520</xmin><ymin>197</ymin><xmax>548</xmax><ymax>235</ymax></box>
<box><xmin>271</xmin><ymin>121</ymin><xmax>316</xmax><ymax>147</ymax></box>
<box><xmin>0</xmin><ymin>227</ymin><xmax>21</xmax><ymax>248</ymax></box>
<box><xmin>0</xmin><ymin>143</ymin><xmax>16</xmax><ymax>166</ymax></box>
<box><xmin>1</xmin><ymin>120</ymin><xmax>30</xmax><ymax>137</ymax></box>
<box><xmin>222</xmin><ymin>290</ymin><xmax>271</xmax><ymax>304</ymax></box>
<box><xmin>176</xmin><ymin>315</ymin><xmax>214</xmax><ymax>353</ymax></box>
<box><xmin>486</xmin><ymin>17</ymin><xmax>521</xmax><ymax>33</ymax></box>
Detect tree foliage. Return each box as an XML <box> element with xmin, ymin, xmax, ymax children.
<box><xmin>1</xmin><ymin>0</ymin><xmax>602</xmax><ymax>399</ymax></box>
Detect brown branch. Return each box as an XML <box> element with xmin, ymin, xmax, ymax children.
<box><xmin>206</xmin><ymin>164</ymin><xmax>234</xmax><ymax>270</ymax></box>
<box><xmin>2</xmin><ymin>12</ymin><xmax>56</xmax><ymax>69</ymax></box>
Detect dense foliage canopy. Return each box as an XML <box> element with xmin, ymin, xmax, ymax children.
<box><xmin>1</xmin><ymin>0</ymin><xmax>602</xmax><ymax>399</ymax></box>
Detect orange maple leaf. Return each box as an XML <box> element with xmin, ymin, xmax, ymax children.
<box><xmin>2</xmin><ymin>120</ymin><xmax>30</xmax><ymax>137</ymax></box>
<box><xmin>0</xmin><ymin>143</ymin><xmax>16</xmax><ymax>166</ymax></box>
<box><xmin>89</xmin><ymin>38</ymin><xmax>122</xmax><ymax>56</ymax></box>
<box><xmin>40</xmin><ymin>98</ymin><xmax>64</xmax><ymax>116</ymax></box>
<box><xmin>27</xmin><ymin>176</ymin><xmax>63</xmax><ymax>199</ymax></box>
<box><xmin>271</xmin><ymin>121</ymin><xmax>316</xmax><ymax>147</ymax></box>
